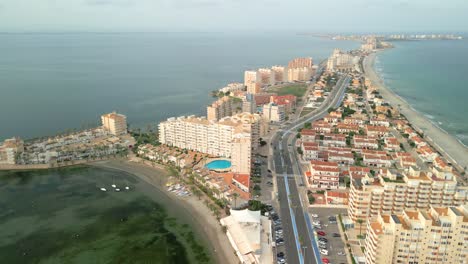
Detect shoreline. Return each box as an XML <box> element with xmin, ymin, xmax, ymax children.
<box><xmin>90</xmin><ymin>159</ymin><xmax>238</xmax><ymax>264</ymax></box>
<box><xmin>364</xmin><ymin>51</ymin><xmax>468</xmax><ymax>171</ymax></box>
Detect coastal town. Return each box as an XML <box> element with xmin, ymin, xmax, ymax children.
<box><xmin>1</xmin><ymin>36</ymin><xmax>467</xmax><ymax>264</ymax></box>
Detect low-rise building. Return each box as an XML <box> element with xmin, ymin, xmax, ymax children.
<box><xmin>307</xmin><ymin>161</ymin><xmax>340</xmax><ymax>189</ymax></box>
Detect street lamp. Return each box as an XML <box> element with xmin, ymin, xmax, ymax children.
<box><xmin>302</xmin><ymin>246</ymin><xmax>307</xmax><ymax>262</ymax></box>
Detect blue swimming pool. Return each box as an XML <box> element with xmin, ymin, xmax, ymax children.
<box><xmin>205</xmin><ymin>160</ymin><xmax>232</xmax><ymax>170</ymax></box>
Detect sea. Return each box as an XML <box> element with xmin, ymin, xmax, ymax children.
<box><xmin>0</xmin><ymin>32</ymin><xmax>358</xmax><ymax>140</ymax></box>
<box><xmin>374</xmin><ymin>38</ymin><xmax>468</xmax><ymax>147</ymax></box>
<box><xmin>0</xmin><ymin>33</ymin><xmax>359</xmax><ymax>263</ymax></box>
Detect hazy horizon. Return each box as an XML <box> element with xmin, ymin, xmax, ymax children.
<box><xmin>0</xmin><ymin>0</ymin><xmax>467</xmax><ymax>32</ymax></box>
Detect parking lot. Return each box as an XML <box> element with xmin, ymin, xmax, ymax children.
<box><xmin>309</xmin><ymin>207</ymin><xmax>348</xmax><ymax>264</ymax></box>
<box><xmin>265</xmin><ymin>205</ymin><xmax>289</xmax><ymax>264</ymax></box>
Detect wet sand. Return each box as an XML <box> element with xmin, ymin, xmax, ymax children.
<box><xmin>364</xmin><ymin>52</ymin><xmax>468</xmax><ymax>171</ymax></box>
<box><xmin>91</xmin><ymin>159</ymin><xmax>237</xmax><ymax>264</ymax></box>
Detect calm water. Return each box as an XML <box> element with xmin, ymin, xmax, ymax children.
<box><xmin>375</xmin><ymin>39</ymin><xmax>468</xmax><ymax>146</ymax></box>
<box><xmin>0</xmin><ymin>166</ymin><xmax>211</xmax><ymax>264</ymax></box>
<box><xmin>0</xmin><ymin>33</ymin><xmax>358</xmax><ymax>140</ymax></box>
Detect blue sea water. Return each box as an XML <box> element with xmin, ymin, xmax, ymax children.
<box><xmin>375</xmin><ymin>39</ymin><xmax>468</xmax><ymax>146</ymax></box>
<box><xmin>0</xmin><ymin>33</ymin><xmax>358</xmax><ymax>140</ymax></box>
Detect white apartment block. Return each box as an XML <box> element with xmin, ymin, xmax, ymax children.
<box><xmin>0</xmin><ymin>137</ymin><xmax>24</xmax><ymax>165</ymax></box>
<box><xmin>159</xmin><ymin>113</ymin><xmax>265</xmax><ymax>158</ymax></box>
<box><xmin>101</xmin><ymin>112</ymin><xmax>127</xmax><ymax>136</ymax></box>
<box><xmin>365</xmin><ymin>205</ymin><xmax>467</xmax><ymax>264</ymax></box>
<box><xmin>348</xmin><ymin>167</ymin><xmax>468</xmax><ymax>223</ymax></box>
<box><xmin>262</xmin><ymin>103</ymin><xmax>285</xmax><ymax>123</ymax></box>
<box><xmin>231</xmin><ymin>133</ymin><xmax>252</xmax><ymax>174</ymax></box>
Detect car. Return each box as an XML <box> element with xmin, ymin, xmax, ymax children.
<box><xmin>322</xmin><ymin>258</ymin><xmax>330</xmax><ymax>263</ymax></box>
<box><xmin>317</xmin><ymin>231</ymin><xmax>326</xmax><ymax>236</ymax></box>
<box><xmin>318</xmin><ymin>237</ymin><xmax>328</xmax><ymax>241</ymax></box>
<box><xmin>311</xmin><ymin>214</ymin><xmax>319</xmax><ymax>218</ymax></box>
<box><xmin>333</xmin><ymin>233</ymin><xmax>341</xmax><ymax>238</ymax></box>
<box><xmin>312</xmin><ymin>221</ymin><xmax>321</xmax><ymax>225</ymax></box>
<box><xmin>337</xmin><ymin>252</ymin><xmax>346</xmax><ymax>256</ymax></box>
<box><xmin>274</xmin><ymin>226</ymin><xmax>282</xmax><ymax>231</ymax></box>
<box><xmin>319</xmin><ymin>244</ymin><xmax>327</xmax><ymax>249</ymax></box>
<box><xmin>313</xmin><ymin>225</ymin><xmax>322</xmax><ymax>229</ymax></box>
<box><xmin>277</xmin><ymin>252</ymin><xmax>285</xmax><ymax>258</ymax></box>
<box><xmin>320</xmin><ymin>249</ymin><xmax>329</xmax><ymax>256</ymax></box>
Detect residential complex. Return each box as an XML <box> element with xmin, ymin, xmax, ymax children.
<box><xmin>348</xmin><ymin>167</ymin><xmax>468</xmax><ymax>222</ymax></box>
<box><xmin>158</xmin><ymin>112</ymin><xmax>266</xmax><ymax>158</ymax></box>
<box><xmin>101</xmin><ymin>112</ymin><xmax>128</xmax><ymax>135</ymax></box>
<box><xmin>365</xmin><ymin>205</ymin><xmax>467</xmax><ymax>264</ymax></box>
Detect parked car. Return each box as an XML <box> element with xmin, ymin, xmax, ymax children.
<box><xmin>318</xmin><ymin>237</ymin><xmax>328</xmax><ymax>242</ymax></box>
<box><xmin>332</xmin><ymin>233</ymin><xmax>341</xmax><ymax>237</ymax></box>
<box><xmin>320</xmin><ymin>249</ymin><xmax>329</xmax><ymax>256</ymax></box>
<box><xmin>317</xmin><ymin>231</ymin><xmax>326</xmax><ymax>236</ymax></box>
<box><xmin>337</xmin><ymin>251</ymin><xmax>346</xmax><ymax>256</ymax></box>
<box><xmin>312</xmin><ymin>214</ymin><xmax>319</xmax><ymax>218</ymax></box>
<box><xmin>319</xmin><ymin>244</ymin><xmax>327</xmax><ymax>249</ymax></box>
<box><xmin>277</xmin><ymin>252</ymin><xmax>285</xmax><ymax>258</ymax></box>
<box><xmin>322</xmin><ymin>258</ymin><xmax>330</xmax><ymax>263</ymax></box>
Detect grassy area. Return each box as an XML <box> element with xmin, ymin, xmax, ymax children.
<box><xmin>300</xmin><ymin>109</ymin><xmax>313</xmax><ymax>117</ymax></box>
<box><xmin>276</xmin><ymin>84</ymin><xmax>307</xmax><ymax>97</ymax></box>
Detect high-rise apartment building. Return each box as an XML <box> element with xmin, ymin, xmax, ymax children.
<box><xmin>348</xmin><ymin>167</ymin><xmax>468</xmax><ymax>223</ymax></box>
<box><xmin>158</xmin><ymin>113</ymin><xmax>266</xmax><ymax>157</ymax></box>
<box><xmin>271</xmin><ymin>66</ymin><xmax>287</xmax><ymax>83</ymax></box>
<box><xmin>257</xmin><ymin>68</ymin><xmax>275</xmax><ymax>86</ymax></box>
<box><xmin>231</xmin><ymin>133</ymin><xmax>252</xmax><ymax>174</ymax></box>
<box><xmin>327</xmin><ymin>49</ymin><xmax>356</xmax><ymax>72</ymax></box>
<box><xmin>287</xmin><ymin>67</ymin><xmax>313</xmax><ymax>82</ymax></box>
<box><xmin>207</xmin><ymin>96</ymin><xmax>242</xmax><ymax>121</ymax></box>
<box><xmin>365</xmin><ymin>205</ymin><xmax>467</xmax><ymax>264</ymax></box>
<box><xmin>101</xmin><ymin>112</ymin><xmax>127</xmax><ymax>136</ymax></box>
<box><xmin>244</xmin><ymin>70</ymin><xmax>261</xmax><ymax>94</ymax></box>
<box><xmin>288</xmin><ymin>57</ymin><xmax>313</xmax><ymax>69</ymax></box>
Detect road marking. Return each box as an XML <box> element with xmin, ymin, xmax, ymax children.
<box><xmin>284</xmin><ymin>175</ymin><xmax>305</xmax><ymax>264</ymax></box>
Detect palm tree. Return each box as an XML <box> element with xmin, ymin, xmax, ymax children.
<box><xmin>232</xmin><ymin>193</ymin><xmax>240</xmax><ymax>209</ymax></box>
<box><xmin>357</xmin><ymin>219</ymin><xmax>365</xmax><ymax>237</ymax></box>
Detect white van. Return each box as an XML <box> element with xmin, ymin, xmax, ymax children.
<box><xmin>320</xmin><ymin>249</ymin><xmax>329</xmax><ymax>256</ymax></box>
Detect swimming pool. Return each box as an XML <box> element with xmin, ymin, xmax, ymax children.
<box><xmin>205</xmin><ymin>159</ymin><xmax>231</xmax><ymax>170</ymax></box>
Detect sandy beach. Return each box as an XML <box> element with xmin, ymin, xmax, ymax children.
<box><xmin>91</xmin><ymin>159</ymin><xmax>238</xmax><ymax>264</ymax></box>
<box><xmin>364</xmin><ymin>52</ymin><xmax>468</xmax><ymax>171</ymax></box>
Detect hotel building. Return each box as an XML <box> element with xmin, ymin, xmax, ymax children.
<box><xmin>287</xmin><ymin>57</ymin><xmax>314</xmax><ymax>82</ymax></box>
<box><xmin>348</xmin><ymin>167</ymin><xmax>468</xmax><ymax>223</ymax></box>
<box><xmin>288</xmin><ymin>57</ymin><xmax>313</xmax><ymax>69</ymax></box>
<box><xmin>365</xmin><ymin>205</ymin><xmax>467</xmax><ymax>264</ymax></box>
<box><xmin>101</xmin><ymin>112</ymin><xmax>127</xmax><ymax>136</ymax></box>
<box><xmin>244</xmin><ymin>70</ymin><xmax>261</xmax><ymax>94</ymax></box>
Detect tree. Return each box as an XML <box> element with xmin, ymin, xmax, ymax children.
<box><xmin>232</xmin><ymin>193</ymin><xmax>240</xmax><ymax>208</ymax></box>
<box><xmin>357</xmin><ymin>219</ymin><xmax>365</xmax><ymax>236</ymax></box>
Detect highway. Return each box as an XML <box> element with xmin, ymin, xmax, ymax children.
<box><xmin>270</xmin><ymin>74</ymin><xmax>350</xmax><ymax>264</ymax></box>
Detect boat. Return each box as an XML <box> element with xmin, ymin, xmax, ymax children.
<box><xmin>115</xmin><ymin>188</ymin><xmax>121</xmax><ymax>192</ymax></box>
<box><xmin>111</xmin><ymin>184</ymin><xmax>117</xmax><ymax>188</ymax></box>
<box><xmin>100</xmin><ymin>188</ymin><xmax>107</xmax><ymax>192</ymax></box>
<box><xmin>125</xmin><ymin>186</ymin><xmax>130</xmax><ymax>190</ymax></box>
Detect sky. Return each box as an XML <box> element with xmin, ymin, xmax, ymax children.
<box><xmin>0</xmin><ymin>0</ymin><xmax>467</xmax><ymax>33</ymax></box>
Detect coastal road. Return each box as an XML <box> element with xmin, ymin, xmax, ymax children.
<box><xmin>271</xmin><ymin>75</ymin><xmax>350</xmax><ymax>264</ymax></box>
